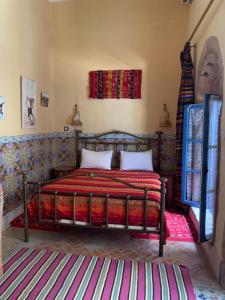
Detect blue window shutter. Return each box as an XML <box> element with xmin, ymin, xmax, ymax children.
<box><xmin>200</xmin><ymin>94</ymin><xmax>222</xmax><ymax>242</ymax></box>
<box><xmin>182</xmin><ymin>94</ymin><xmax>222</xmax><ymax>243</ymax></box>
<box><xmin>182</xmin><ymin>104</ymin><xmax>204</xmax><ymax>207</ymax></box>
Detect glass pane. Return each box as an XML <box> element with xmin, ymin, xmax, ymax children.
<box><xmin>208</xmin><ymin>100</ymin><xmax>221</xmax><ymax>146</ymax></box>
<box><xmin>204</xmin><ymin>98</ymin><xmax>222</xmax><ymax>239</ymax></box>
<box><xmin>207</xmin><ymin>148</ymin><xmax>218</xmax><ymax>192</ymax></box>
<box><xmin>188</xmin><ymin>108</ymin><xmax>204</xmax><ymax>139</ymax></box>
<box><xmin>205</xmin><ymin>193</ymin><xmax>215</xmax><ymax>239</ymax></box>
<box><xmin>187</xmin><ymin>142</ymin><xmax>202</xmax><ymax>170</ymax></box>
<box><xmin>186</xmin><ymin>172</ymin><xmax>201</xmax><ymax>203</ymax></box>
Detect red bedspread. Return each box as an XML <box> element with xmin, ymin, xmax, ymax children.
<box><xmin>28</xmin><ymin>169</ymin><xmax>162</xmax><ymax>229</ymax></box>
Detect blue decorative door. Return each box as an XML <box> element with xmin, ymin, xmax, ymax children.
<box><xmin>182</xmin><ymin>94</ymin><xmax>222</xmax><ymax>242</ymax></box>
<box><xmin>200</xmin><ymin>94</ymin><xmax>222</xmax><ymax>241</ymax></box>
<box><xmin>182</xmin><ymin>104</ymin><xmax>204</xmax><ymax>208</ymax></box>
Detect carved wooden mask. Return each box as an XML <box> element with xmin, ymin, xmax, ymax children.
<box><xmin>196</xmin><ymin>36</ymin><xmax>223</xmax><ymax>102</ymax></box>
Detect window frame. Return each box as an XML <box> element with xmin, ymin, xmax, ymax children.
<box><xmin>182</xmin><ymin>103</ymin><xmax>204</xmax><ymax>208</ymax></box>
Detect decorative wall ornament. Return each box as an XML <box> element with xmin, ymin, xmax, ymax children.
<box><xmin>21</xmin><ymin>76</ymin><xmax>36</xmax><ymax>129</ymax></box>
<box><xmin>89</xmin><ymin>70</ymin><xmax>142</xmax><ymax>99</ymax></box>
<box><xmin>0</xmin><ymin>96</ymin><xmax>5</xmax><ymax>121</ymax></box>
<box><xmin>40</xmin><ymin>91</ymin><xmax>49</xmax><ymax>107</ymax></box>
<box><xmin>196</xmin><ymin>36</ymin><xmax>223</xmax><ymax>103</ymax></box>
<box><xmin>159</xmin><ymin>104</ymin><xmax>172</xmax><ymax>128</ymax></box>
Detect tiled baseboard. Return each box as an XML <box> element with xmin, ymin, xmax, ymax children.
<box><xmin>0</xmin><ymin>131</ymin><xmax>75</xmax><ymax>145</ymax></box>
<box><xmin>0</xmin><ymin>131</ymin><xmax>76</xmax><ymax>215</ymax></box>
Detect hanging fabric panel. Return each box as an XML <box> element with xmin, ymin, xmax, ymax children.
<box><xmin>89</xmin><ymin>70</ymin><xmax>142</xmax><ymax>99</ymax></box>
<box><xmin>176</xmin><ymin>43</ymin><xmax>195</xmax><ymax>208</ymax></box>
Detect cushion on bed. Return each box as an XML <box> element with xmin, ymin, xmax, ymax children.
<box><xmin>120</xmin><ymin>150</ymin><xmax>153</xmax><ymax>171</ymax></box>
<box><xmin>80</xmin><ymin>149</ymin><xmax>113</xmax><ymax>169</ymax></box>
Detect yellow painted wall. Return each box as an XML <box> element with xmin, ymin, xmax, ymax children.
<box><xmin>188</xmin><ymin>0</ymin><xmax>225</xmax><ymax>280</ymax></box>
<box><xmin>0</xmin><ymin>0</ymin><xmax>54</xmax><ymax>136</ymax></box>
<box><xmin>51</xmin><ymin>0</ymin><xmax>188</xmax><ymax>134</ymax></box>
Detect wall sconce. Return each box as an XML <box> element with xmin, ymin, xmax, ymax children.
<box><xmin>159</xmin><ymin>104</ymin><xmax>172</xmax><ymax>128</ymax></box>
<box><xmin>72</xmin><ymin>104</ymin><xmax>82</xmax><ymax>127</ymax></box>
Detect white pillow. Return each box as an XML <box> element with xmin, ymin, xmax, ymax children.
<box><xmin>80</xmin><ymin>149</ymin><xmax>113</xmax><ymax>169</ymax></box>
<box><xmin>120</xmin><ymin>150</ymin><xmax>153</xmax><ymax>171</ymax></box>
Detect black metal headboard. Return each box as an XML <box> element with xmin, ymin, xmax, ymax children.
<box><xmin>75</xmin><ymin>130</ymin><xmax>163</xmax><ymax>172</ymax></box>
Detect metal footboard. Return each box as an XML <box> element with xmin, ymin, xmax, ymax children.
<box><xmin>23</xmin><ymin>172</ymin><xmax>167</xmax><ymax>257</ymax></box>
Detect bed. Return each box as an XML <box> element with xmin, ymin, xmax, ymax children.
<box><xmin>23</xmin><ymin>130</ymin><xmax>167</xmax><ymax>256</ymax></box>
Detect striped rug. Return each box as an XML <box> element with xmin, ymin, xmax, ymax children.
<box><xmin>0</xmin><ymin>248</ymin><xmax>196</xmax><ymax>300</ymax></box>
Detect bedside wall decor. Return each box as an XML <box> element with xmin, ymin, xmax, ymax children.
<box><xmin>0</xmin><ymin>96</ymin><xmax>5</xmax><ymax>121</ymax></box>
<box><xmin>21</xmin><ymin>76</ymin><xmax>36</xmax><ymax>129</ymax></box>
<box><xmin>40</xmin><ymin>91</ymin><xmax>49</xmax><ymax>107</ymax></box>
<box><xmin>89</xmin><ymin>70</ymin><xmax>142</xmax><ymax>99</ymax></box>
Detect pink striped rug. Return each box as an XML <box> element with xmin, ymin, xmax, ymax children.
<box><xmin>0</xmin><ymin>248</ymin><xmax>196</xmax><ymax>300</ymax></box>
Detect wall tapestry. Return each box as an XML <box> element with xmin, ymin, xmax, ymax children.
<box><xmin>0</xmin><ymin>96</ymin><xmax>5</xmax><ymax>120</ymax></box>
<box><xmin>89</xmin><ymin>70</ymin><xmax>142</xmax><ymax>99</ymax></box>
<box><xmin>21</xmin><ymin>76</ymin><xmax>36</xmax><ymax>129</ymax></box>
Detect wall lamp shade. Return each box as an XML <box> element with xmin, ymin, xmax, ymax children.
<box><xmin>72</xmin><ymin>104</ymin><xmax>82</xmax><ymax>127</ymax></box>
<box><xmin>159</xmin><ymin>104</ymin><xmax>172</xmax><ymax>128</ymax></box>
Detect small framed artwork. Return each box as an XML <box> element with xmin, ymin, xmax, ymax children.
<box><xmin>40</xmin><ymin>91</ymin><xmax>49</xmax><ymax>107</ymax></box>
<box><xmin>21</xmin><ymin>76</ymin><xmax>36</xmax><ymax>129</ymax></box>
<box><xmin>0</xmin><ymin>96</ymin><xmax>5</xmax><ymax>121</ymax></box>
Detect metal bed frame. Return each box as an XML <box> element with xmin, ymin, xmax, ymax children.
<box><xmin>23</xmin><ymin>130</ymin><xmax>167</xmax><ymax>256</ymax></box>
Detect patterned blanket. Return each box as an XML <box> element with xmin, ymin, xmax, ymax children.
<box><xmin>28</xmin><ymin>169</ymin><xmax>161</xmax><ymax>229</ymax></box>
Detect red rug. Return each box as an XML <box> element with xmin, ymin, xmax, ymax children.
<box><xmin>11</xmin><ymin>210</ymin><xmax>198</xmax><ymax>243</ymax></box>
<box><xmin>131</xmin><ymin>210</ymin><xmax>198</xmax><ymax>242</ymax></box>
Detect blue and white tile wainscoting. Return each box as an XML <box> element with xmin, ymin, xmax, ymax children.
<box><xmin>0</xmin><ymin>132</ymin><xmax>76</xmax><ymax>218</ymax></box>
<box><xmin>0</xmin><ymin>131</ymin><xmax>176</xmax><ymax>228</ymax></box>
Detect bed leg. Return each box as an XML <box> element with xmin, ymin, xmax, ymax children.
<box><xmin>159</xmin><ymin>233</ymin><xmax>164</xmax><ymax>257</ymax></box>
<box><xmin>23</xmin><ymin>173</ymin><xmax>29</xmax><ymax>243</ymax></box>
<box><xmin>159</xmin><ymin>177</ymin><xmax>167</xmax><ymax>257</ymax></box>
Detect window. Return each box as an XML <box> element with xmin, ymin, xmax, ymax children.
<box><xmin>182</xmin><ymin>94</ymin><xmax>222</xmax><ymax>242</ymax></box>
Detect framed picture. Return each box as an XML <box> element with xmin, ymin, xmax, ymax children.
<box><xmin>0</xmin><ymin>96</ymin><xmax>5</xmax><ymax>121</ymax></box>
<box><xmin>21</xmin><ymin>76</ymin><xmax>36</xmax><ymax>129</ymax></box>
<box><xmin>40</xmin><ymin>91</ymin><xmax>49</xmax><ymax>107</ymax></box>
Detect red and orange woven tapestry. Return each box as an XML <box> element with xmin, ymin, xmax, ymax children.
<box><xmin>89</xmin><ymin>70</ymin><xmax>142</xmax><ymax>99</ymax></box>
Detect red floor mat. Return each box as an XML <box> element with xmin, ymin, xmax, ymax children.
<box><xmin>131</xmin><ymin>210</ymin><xmax>198</xmax><ymax>242</ymax></box>
<box><xmin>11</xmin><ymin>210</ymin><xmax>198</xmax><ymax>243</ymax></box>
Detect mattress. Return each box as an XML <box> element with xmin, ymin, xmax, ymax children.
<box><xmin>28</xmin><ymin>169</ymin><xmax>162</xmax><ymax>231</ymax></box>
